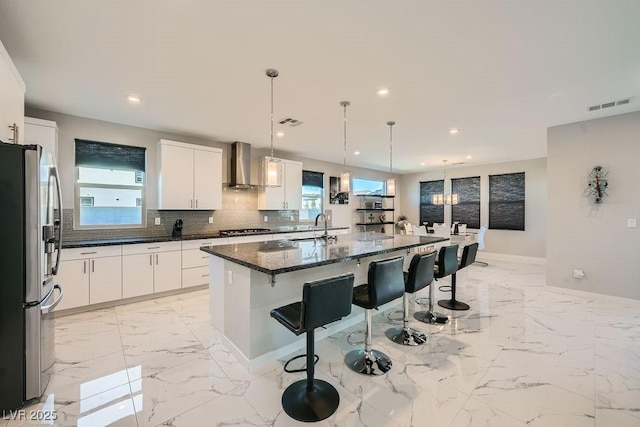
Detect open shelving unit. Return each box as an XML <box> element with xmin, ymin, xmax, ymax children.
<box><xmin>355</xmin><ymin>194</ymin><xmax>395</xmax><ymax>234</ymax></box>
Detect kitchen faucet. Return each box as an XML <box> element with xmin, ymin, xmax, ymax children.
<box><xmin>314</xmin><ymin>213</ymin><xmax>328</xmax><ymax>240</ymax></box>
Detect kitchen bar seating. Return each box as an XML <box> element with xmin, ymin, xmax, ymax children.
<box><xmin>270</xmin><ymin>273</ymin><xmax>355</xmax><ymax>422</ymax></box>
<box><xmin>438</xmin><ymin>243</ymin><xmax>478</xmax><ymax>311</ymax></box>
<box><xmin>345</xmin><ymin>256</ymin><xmax>405</xmax><ymax>376</ymax></box>
<box><xmin>385</xmin><ymin>252</ymin><xmax>436</xmax><ymax>345</ymax></box>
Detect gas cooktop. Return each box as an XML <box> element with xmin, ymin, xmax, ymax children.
<box><xmin>219</xmin><ymin>228</ymin><xmax>271</xmax><ymax>236</ymax></box>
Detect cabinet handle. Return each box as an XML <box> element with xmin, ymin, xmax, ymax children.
<box><xmin>81</xmin><ymin>251</ymin><xmax>97</xmax><ymax>255</ymax></box>
<box><xmin>155</xmin><ymin>254</ymin><xmax>158</xmax><ymax>265</ymax></box>
<box><xmin>83</xmin><ymin>260</ymin><xmax>87</xmax><ymax>274</ymax></box>
<box><xmin>190</xmin><ymin>199</ymin><xmax>193</xmax><ymax>208</ymax></box>
<box><xmin>148</xmin><ymin>246</ymin><xmax>160</xmax><ymax>249</ymax></box>
<box><xmin>195</xmin><ymin>199</ymin><xmax>198</xmax><ymax>208</ymax></box>
<box><xmin>150</xmin><ymin>254</ymin><xmax>152</xmax><ymax>266</ymax></box>
<box><xmin>8</xmin><ymin>123</ymin><xmax>19</xmax><ymax>144</ymax></box>
<box><xmin>201</xmin><ymin>256</ymin><xmax>208</xmax><ymax>259</ymax></box>
<box><xmin>202</xmin><ymin>274</ymin><xmax>209</xmax><ymax>277</ymax></box>
<box><xmin>91</xmin><ymin>260</ymin><xmax>94</xmax><ymax>273</ymax></box>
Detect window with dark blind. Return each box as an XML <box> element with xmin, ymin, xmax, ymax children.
<box><xmin>301</xmin><ymin>170</ymin><xmax>324</xmax><ymax>221</ymax></box>
<box><xmin>489</xmin><ymin>172</ymin><xmax>525</xmax><ymax>230</ymax></box>
<box><xmin>74</xmin><ymin>139</ymin><xmax>147</xmax><ymax>228</ymax></box>
<box><xmin>419</xmin><ymin>180</ymin><xmax>444</xmax><ymax>226</ymax></box>
<box><xmin>451</xmin><ymin>176</ymin><xmax>480</xmax><ymax>229</ymax></box>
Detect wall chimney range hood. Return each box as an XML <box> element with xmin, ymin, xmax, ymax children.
<box><xmin>230</xmin><ymin>141</ymin><xmax>251</xmax><ymax>188</ymax></box>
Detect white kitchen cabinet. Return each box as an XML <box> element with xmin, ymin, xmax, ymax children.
<box><xmin>55</xmin><ymin>246</ymin><xmax>123</xmax><ymax>310</ymax></box>
<box><xmin>257</xmin><ymin>158</ymin><xmax>302</xmax><ymax>210</ymax></box>
<box><xmin>0</xmin><ymin>40</ymin><xmax>25</xmax><ymax>144</ymax></box>
<box><xmin>122</xmin><ymin>241</ymin><xmax>182</xmax><ymax>295</ymax></box>
<box><xmin>181</xmin><ymin>238</ymin><xmax>228</xmax><ymax>288</ymax></box>
<box><xmin>24</xmin><ymin>117</ymin><xmax>58</xmax><ymax>161</ymax></box>
<box><xmin>158</xmin><ymin>139</ymin><xmax>223</xmax><ymax>210</ymax></box>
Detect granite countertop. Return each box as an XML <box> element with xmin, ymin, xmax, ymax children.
<box><xmin>62</xmin><ymin>226</ymin><xmax>349</xmax><ymax>249</ymax></box>
<box><xmin>200</xmin><ymin>233</ymin><xmax>448</xmax><ymax>275</ymax></box>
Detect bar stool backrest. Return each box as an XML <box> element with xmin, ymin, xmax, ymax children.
<box><xmin>302</xmin><ymin>273</ymin><xmax>355</xmax><ymax>331</ymax></box>
<box><xmin>459</xmin><ymin>243</ymin><xmax>479</xmax><ymax>269</ymax></box>
<box><xmin>367</xmin><ymin>256</ymin><xmax>405</xmax><ymax>307</ymax></box>
<box><xmin>436</xmin><ymin>245</ymin><xmax>459</xmax><ymax>278</ymax></box>
<box><xmin>405</xmin><ymin>252</ymin><xmax>436</xmax><ymax>293</ymax></box>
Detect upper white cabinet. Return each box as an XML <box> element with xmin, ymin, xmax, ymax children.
<box><xmin>24</xmin><ymin>117</ymin><xmax>58</xmax><ymax>161</ymax></box>
<box><xmin>257</xmin><ymin>157</ymin><xmax>302</xmax><ymax>210</ymax></box>
<box><xmin>158</xmin><ymin>139</ymin><xmax>222</xmax><ymax>210</ymax></box>
<box><xmin>0</xmin><ymin>39</ymin><xmax>25</xmax><ymax>144</ymax></box>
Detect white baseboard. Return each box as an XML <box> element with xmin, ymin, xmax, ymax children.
<box><xmin>545</xmin><ymin>284</ymin><xmax>640</xmax><ymax>304</ymax></box>
<box><xmin>476</xmin><ymin>252</ymin><xmax>546</xmax><ymax>265</ymax></box>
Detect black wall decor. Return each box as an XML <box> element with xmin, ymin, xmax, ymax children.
<box><xmin>75</xmin><ymin>139</ymin><xmax>146</xmax><ymax>171</ymax></box>
<box><xmin>419</xmin><ymin>180</ymin><xmax>444</xmax><ymax>226</ymax></box>
<box><xmin>451</xmin><ymin>176</ymin><xmax>481</xmax><ymax>229</ymax></box>
<box><xmin>489</xmin><ymin>172</ymin><xmax>525</xmax><ymax>231</ymax></box>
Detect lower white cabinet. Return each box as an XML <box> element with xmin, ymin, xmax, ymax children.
<box><xmin>55</xmin><ymin>246</ymin><xmax>123</xmax><ymax>311</ymax></box>
<box><xmin>122</xmin><ymin>242</ymin><xmax>182</xmax><ymax>297</ymax></box>
<box><xmin>181</xmin><ymin>238</ymin><xmax>228</xmax><ymax>288</ymax></box>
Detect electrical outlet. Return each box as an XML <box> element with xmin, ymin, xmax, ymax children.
<box><xmin>573</xmin><ymin>269</ymin><xmax>585</xmax><ymax>279</ymax></box>
<box><xmin>264</xmin><ymin>216</ymin><xmax>268</xmax><ymax>222</ymax></box>
<box><xmin>227</xmin><ymin>270</ymin><xmax>233</xmax><ymax>284</ymax></box>
<box><xmin>290</xmin><ymin>215</ymin><xmax>294</xmax><ymax>221</ymax></box>
<box><xmin>627</xmin><ymin>218</ymin><xmax>637</xmax><ymax>228</ymax></box>
<box><xmin>327</xmin><ymin>215</ymin><xmax>331</xmax><ymax>221</ymax></box>
<box><xmin>154</xmin><ymin>217</ymin><xmax>161</xmax><ymax>225</ymax></box>
<box><xmin>208</xmin><ymin>217</ymin><xmax>213</xmax><ymax>224</ymax></box>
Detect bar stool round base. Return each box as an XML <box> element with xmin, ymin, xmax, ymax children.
<box><xmin>281</xmin><ymin>379</ymin><xmax>340</xmax><ymax>422</ymax></box>
<box><xmin>414</xmin><ymin>310</ymin><xmax>449</xmax><ymax>324</ymax></box>
<box><xmin>437</xmin><ymin>300</ymin><xmax>470</xmax><ymax>311</ymax></box>
<box><xmin>385</xmin><ymin>327</ymin><xmax>427</xmax><ymax>346</ymax></box>
<box><xmin>344</xmin><ymin>349</ymin><xmax>392</xmax><ymax>376</ymax></box>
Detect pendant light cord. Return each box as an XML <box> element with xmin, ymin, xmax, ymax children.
<box><xmin>270</xmin><ymin>75</ymin><xmax>274</xmax><ymax>159</ymax></box>
<box><xmin>387</xmin><ymin>121</ymin><xmax>395</xmax><ymax>174</ymax></box>
<box><xmin>340</xmin><ymin>101</ymin><xmax>350</xmax><ymax>171</ymax></box>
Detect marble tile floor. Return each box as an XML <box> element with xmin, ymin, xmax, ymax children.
<box><xmin>3</xmin><ymin>259</ymin><xmax>640</xmax><ymax>427</ymax></box>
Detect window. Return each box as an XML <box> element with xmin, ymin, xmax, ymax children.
<box><xmin>419</xmin><ymin>180</ymin><xmax>444</xmax><ymax>226</ymax></box>
<box><xmin>451</xmin><ymin>176</ymin><xmax>481</xmax><ymax>229</ymax></box>
<box><xmin>352</xmin><ymin>178</ymin><xmax>384</xmax><ymax>195</ymax></box>
<box><xmin>489</xmin><ymin>172</ymin><xmax>525</xmax><ymax>230</ymax></box>
<box><xmin>74</xmin><ymin>139</ymin><xmax>147</xmax><ymax>228</ymax></box>
<box><xmin>300</xmin><ymin>170</ymin><xmax>324</xmax><ymax>221</ymax></box>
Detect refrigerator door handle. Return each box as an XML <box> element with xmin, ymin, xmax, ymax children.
<box><xmin>40</xmin><ymin>284</ymin><xmax>63</xmax><ymax>314</ymax></box>
<box><xmin>51</xmin><ymin>166</ymin><xmax>63</xmax><ymax>275</ymax></box>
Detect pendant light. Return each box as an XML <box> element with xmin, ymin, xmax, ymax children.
<box><xmin>339</xmin><ymin>101</ymin><xmax>351</xmax><ymax>193</ymax></box>
<box><xmin>386</xmin><ymin>121</ymin><xmax>396</xmax><ymax>196</ymax></box>
<box><xmin>262</xmin><ymin>68</ymin><xmax>282</xmax><ymax>187</ymax></box>
<box><xmin>432</xmin><ymin>160</ymin><xmax>459</xmax><ymax>205</ymax></box>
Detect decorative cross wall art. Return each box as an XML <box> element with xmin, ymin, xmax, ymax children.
<box><xmin>585</xmin><ymin>166</ymin><xmax>608</xmax><ymax>204</ymax></box>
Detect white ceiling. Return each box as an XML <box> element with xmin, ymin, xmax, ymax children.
<box><xmin>1</xmin><ymin>1</ymin><xmax>639</xmax><ymax>174</ymax></box>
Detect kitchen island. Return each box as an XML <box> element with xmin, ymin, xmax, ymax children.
<box><xmin>201</xmin><ymin>233</ymin><xmax>447</xmax><ymax>371</ymax></box>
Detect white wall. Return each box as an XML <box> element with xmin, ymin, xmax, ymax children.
<box><xmin>399</xmin><ymin>158</ymin><xmax>547</xmax><ymax>258</ymax></box>
<box><xmin>547</xmin><ymin>111</ymin><xmax>640</xmax><ymax>300</ymax></box>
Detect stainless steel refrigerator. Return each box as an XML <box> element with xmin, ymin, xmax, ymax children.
<box><xmin>0</xmin><ymin>143</ymin><xmax>64</xmax><ymax>411</ymax></box>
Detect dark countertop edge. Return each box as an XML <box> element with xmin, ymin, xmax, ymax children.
<box><xmin>201</xmin><ymin>236</ymin><xmax>447</xmax><ymax>275</ymax></box>
<box><xmin>62</xmin><ymin>226</ymin><xmax>351</xmax><ymax>249</ymax></box>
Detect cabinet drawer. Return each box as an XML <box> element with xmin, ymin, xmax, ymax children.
<box><xmin>182</xmin><ymin>248</ymin><xmax>210</xmax><ymax>269</ymax></box>
<box><xmin>182</xmin><ymin>266</ymin><xmax>210</xmax><ymax>288</ymax></box>
<box><xmin>227</xmin><ymin>234</ymin><xmax>272</xmax><ymax>244</ymax></box>
<box><xmin>328</xmin><ymin>228</ymin><xmax>349</xmax><ymax>235</ymax></box>
<box><xmin>122</xmin><ymin>241</ymin><xmax>182</xmax><ymax>255</ymax></box>
<box><xmin>182</xmin><ymin>237</ymin><xmax>228</xmax><ymax>250</ymax></box>
<box><xmin>61</xmin><ymin>245</ymin><xmax>122</xmax><ymax>261</ymax></box>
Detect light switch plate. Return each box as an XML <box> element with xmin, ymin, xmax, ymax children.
<box><xmin>154</xmin><ymin>217</ymin><xmax>161</xmax><ymax>225</ymax></box>
<box><xmin>208</xmin><ymin>217</ymin><xmax>213</xmax><ymax>224</ymax></box>
<box><xmin>627</xmin><ymin>218</ymin><xmax>637</xmax><ymax>228</ymax></box>
<box><xmin>264</xmin><ymin>216</ymin><xmax>268</xmax><ymax>222</ymax></box>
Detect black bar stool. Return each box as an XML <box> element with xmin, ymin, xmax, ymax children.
<box><xmin>386</xmin><ymin>251</ymin><xmax>436</xmax><ymax>345</ymax></box>
<box><xmin>438</xmin><ymin>243</ymin><xmax>478</xmax><ymax>311</ymax></box>
<box><xmin>344</xmin><ymin>256</ymin><xmax>405</xmax><ymax>376</ymax></box>
<box><xmin>270</xmin><ymin>273</ymin><xmax>355</xmax><ymax>422</ymax></box>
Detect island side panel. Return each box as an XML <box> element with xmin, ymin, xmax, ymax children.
<box><xmin>209</xmin><ymin>255</ymin><xmax>226</xmax><ymax>331</ymax></box>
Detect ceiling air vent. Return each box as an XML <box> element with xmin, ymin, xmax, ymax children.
<box><xmin>588</xmin><ymin>97</ymin><xmax>632</xmax><ymax>112</ymax></box>
<box><xmin>278</xmin><ymin>117</ymin><xmax>304</xmax><ymax>127</ymax></box>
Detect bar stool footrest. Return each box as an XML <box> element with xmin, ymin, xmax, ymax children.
<box><xmin>346</xmin><ymin>329</ymin><xmax>366</xmax><ymax>346</ymax></box>
<box><xmin>283</xmin><ymin>353</ymin><xmax>320</xmax><ymax>373</ymax></box>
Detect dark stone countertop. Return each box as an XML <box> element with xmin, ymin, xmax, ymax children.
<box><xmin>200</xmin><ymin>233</ymin><xmax>448</xmax><ymax>275</ymax></box>
<box><xmin>62</xmin><ymin>226</ymin><xmax>349</xmax><ymax>249</ymax></box>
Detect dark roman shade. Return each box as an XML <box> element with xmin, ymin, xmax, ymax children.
<box><xmin>75</xmin><ymin>139</ymin><xmax>146</xmax><ymax>172</ymax></box>
<box><xmin>419</xmin><ymin>180</ymin><xmax>444</xmax><ymax>226</ymax></box>
<box><xmin>489</xmin><ymin>172</ymin><xmax>525</xmax><ymax>231</ymax></box>
<box><xmin>303</xmin><ymin>170</ymin><xmax>324</xmax><ymax>188</ymax></box>
<box><xmin>451</xmin><ymin>176</ymin><xmax>481</xmax><ymax>229</ymax></box>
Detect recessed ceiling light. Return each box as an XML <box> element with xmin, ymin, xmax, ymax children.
<box><xmin>126</xmin><ymin>95</ymin><xmax>141</xmax><ymax>104</ymax></box>
<box><xmin>466</xmin><ymin>155</ymin><xmax>472</xmax><ymax>159</ymax></box>
<box><xmin>354</xmin><ymin>150</ymin><xmax>360</xmax><ymax>156</ymax></box>
<box><xmin>449</xmin><ymin>128</ymin><xmax>459</xmax><ymax>135</ymax></box>
<box><xmin>276</xmin><ymin>131</ymin><xmax>285</xmax><ymax>138</ymax></box>
<box><xmin>420</xmin><ymin>162</ymin><xmax>425</xmax><ymax>166</ymax></box>
<box><xmin>376</xmin><ymin>87</ymin><xmax>390</xmax><ymax>97</ymax></box>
